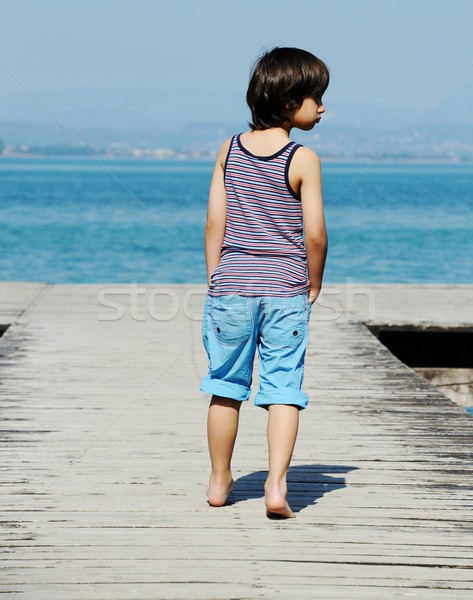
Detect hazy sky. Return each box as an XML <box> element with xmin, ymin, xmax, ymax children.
<box><xmin>0</xmin><ymin>0</ymin><xmax>472</xmax><ymax>123</ymax></box>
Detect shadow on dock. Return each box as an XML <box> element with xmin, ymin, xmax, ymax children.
<box><xmin>228</xmin><ymin>464</ymin><xmax>357</xmax><ymax>513</ymax></box>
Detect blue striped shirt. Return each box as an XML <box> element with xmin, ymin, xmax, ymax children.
<box><xmin>208</xmin><ymin>133</ymin><xmax>310</xmax><ymax>297</ymax></box>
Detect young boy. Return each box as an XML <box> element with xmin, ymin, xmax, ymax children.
<box><xmin>200</xmin><ymin>47</ymin><xmax>329</xmax><ymax>518</ymax></box>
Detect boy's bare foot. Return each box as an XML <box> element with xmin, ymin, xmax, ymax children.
<box><xmin>206</xmin><ymin>475</ymin><xmax>234</xmax><ymax>507</ymax></box>
<box><xmin>264</xmin><ymin>479</ymin><xmax>295</xmax><ymax>519</ymax></box>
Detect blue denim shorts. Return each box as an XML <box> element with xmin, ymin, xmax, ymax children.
<box><xmin>199</xmin><ymin>293</ymin><xmax>313</xmax><ymax>410</ymax></box>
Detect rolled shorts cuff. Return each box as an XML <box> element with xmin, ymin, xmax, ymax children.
<box><xmin>253</xmin><ymin>389</ymin><xmax>309</xmax><ymax>411</ymax></box>
<box><xmin>199</xmin><ymin>376</ymin><xmax>251</xmax><ymax>402</ymax></box>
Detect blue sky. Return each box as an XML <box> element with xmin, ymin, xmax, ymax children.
<box><xmin>0</xmin><ymin>0</ymin><xmax>472</xmax><ymax>127</ymax></box>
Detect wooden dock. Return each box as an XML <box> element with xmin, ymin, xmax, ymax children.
<box><xmin>1</xmin><ymin>282</ymin><xmax>473</xmax><ymax>599</ymax></box>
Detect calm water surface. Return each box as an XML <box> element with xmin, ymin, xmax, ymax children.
<box><xmin>0</xmin><ymin>157</ymin><xmax>472</xmax><ymax>283</ymax></box>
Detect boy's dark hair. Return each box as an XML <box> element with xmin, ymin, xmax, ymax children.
<box><xmin>246</xmin><ymin>47</ymin><xmax>330</xmax><ymax>131</ymax></box>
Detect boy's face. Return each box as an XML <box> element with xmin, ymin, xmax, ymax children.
<box><xmin>291</xmin><ymin>98</ymin><xmax>325</xmax><ymax>131</ymax></box>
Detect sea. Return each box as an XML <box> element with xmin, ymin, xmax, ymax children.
<box><xmin>0</xmin><ymin>156</ymin><xmax>472</xmax><ymax>284</ymax></box>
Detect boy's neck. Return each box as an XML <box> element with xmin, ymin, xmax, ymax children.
<box><xmin>249</xmin><ymin>125</ymin><xmax>292</xmax><ymax>140</ymax></box>
<box><xmin>241</xmin><ymin>127</ymin><xmax>293</xmax><ymax>155</ymax></box>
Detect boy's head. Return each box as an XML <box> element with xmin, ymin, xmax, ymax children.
<box><xmin>246</xmin><ymin>47</ymin><xmax>330</xmax><ymax>131</ymax></box>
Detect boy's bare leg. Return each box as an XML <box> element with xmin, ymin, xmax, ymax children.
<box><xmin>265</xmin><ymin>404</ymin><xmax>299</xmax><ymax>518</ymax></box>
<box><xmin>206</xmin><ymin>395</ymin><xmax>242</xmax><ymax>506</ymax></box>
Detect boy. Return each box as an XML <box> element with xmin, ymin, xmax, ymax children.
<box><xmin>200</xmin><ymin>47</ymin><xmax>329</xmax><ymax>518</ymax></box>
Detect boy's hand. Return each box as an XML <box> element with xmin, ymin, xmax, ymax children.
<box><xmin>308</xmin><ymin>288</ymin><xmax>321</xmax><ymax>304</ymax></box>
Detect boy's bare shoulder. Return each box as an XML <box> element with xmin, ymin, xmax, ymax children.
<box><xmin>292</xmin><ymin>146</ymin><xmax>321</xmax><ymax>179</ymax></box>
<box><xmin>294</xmin><ymin>145</ymin><xmax>321</xmax><ymax>166</ymax></box>
<box><xmin>217</xmin><ymin>137</ymin><xmax>233</xmax><ymax>166</ymax></box>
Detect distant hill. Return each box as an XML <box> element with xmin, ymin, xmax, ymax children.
<box><xmin>1</xmin><ymin>119</ymin><xmax>473</xmax><ymax>160</ymax></box>
<box><xmin>0</xmin><ymin>78</ymin><xmax>471</xmax><ymax>129</ymax></box>
<box><xmin>0</xmin><ymin>87</ymin><xmax>248</xmax><ymax>129</ymax></box>
<box><xmin>0</xmin><ymin>83</ymin><xmax>472</xmax><ymax>160</ymax></box>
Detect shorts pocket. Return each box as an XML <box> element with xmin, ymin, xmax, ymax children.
<box><xmin>210</xmin><ymin>295</ymin><xmax>252</xmax><ymax>345</ymax></box>
<box><xmin>262</xmin><ymin>299</ymin><xmax>308</xmax><ymax>348</ymax></box>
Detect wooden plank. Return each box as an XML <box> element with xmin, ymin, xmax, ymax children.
<box><xmin>0</xmin><ymin>281</ymin><xmax>47</xmax><ymax>323</ymax></box>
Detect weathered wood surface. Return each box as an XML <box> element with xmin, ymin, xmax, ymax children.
<box><xmin>1</xmin><ymin>282</ymin><xmax>473</xmax><ymax>599</ymax></box>
<box><xmin>0</xmin><ymin>281</ymin><xmax>46</xmax><ymax>324</ymax></box>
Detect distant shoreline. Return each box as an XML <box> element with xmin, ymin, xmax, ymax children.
<box><xmin>1</xmin><ymin>153</ymin><xmax>471</xmax><ymax>164</ymax></box>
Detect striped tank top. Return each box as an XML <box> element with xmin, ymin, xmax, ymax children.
<box><xmin>208</xmin><ymin>133</ymin><xmax>310</xmax><ymax>297</ymax></box>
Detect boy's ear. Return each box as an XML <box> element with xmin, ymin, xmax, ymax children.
<box><xmin>285</xmin><ymin>99</ymin><xmax>303</xmax><ymax>112</ymax></box>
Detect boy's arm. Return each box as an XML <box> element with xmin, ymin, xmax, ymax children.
<box><xmin>204</xmin><ymin>139</ymin><xmax>231</xmax><ymax>287</ymax></box>
<box><xmin>297</xmin><ymin>148</ymin><xmax>328</xmax><ymax>302</ymax></box>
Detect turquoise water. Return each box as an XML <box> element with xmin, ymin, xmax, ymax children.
<box><xmin>0</xmin><ymin>157</ymin><xmax>472</xmax><ymax>283</ymax></box>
